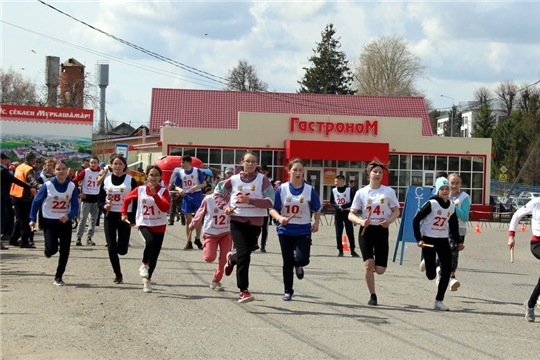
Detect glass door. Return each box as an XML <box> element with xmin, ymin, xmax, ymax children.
<box><xmin>305</xmin><ymin>168</ymin><xmax>323</xmax><ymax>200</ymax></box>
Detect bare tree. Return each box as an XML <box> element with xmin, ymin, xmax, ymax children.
<box><xmin>0</xmin><ymin>67</ymin><xmax>41</xmax><ymax>106</ymax></box>
<box><xmin>223</xmin><ymin>59</ymin><xmax>268</xmax><ymax>92</ymax></box>
<box><xmin>495</xmin><ymin>80</ymin><xmax>519</xmax><ymax>118</ymax></box>
<box><xmin>473</xmin><ymin>86</ymin><xmax>492</xmax><ymax>108</ymax></box>
<box><xmin>353</xmin><ymin>34</ymin><xmax>427</xmax><ymax>96</ymax></box>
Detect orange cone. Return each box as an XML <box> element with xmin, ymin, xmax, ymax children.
<box><xmin>520</xmin><ymin>223</ymin><xmax>526</xmax><ymax>232</ymax></box>
<box><xmin>474</xmin><ymin>222</ymin><xmax>481</xmax><ymax>234</ymax></box>
<box><xmin>342</xmin><ymin>235</ymin><xmax>350</xmax><ymax>252</ymax></box>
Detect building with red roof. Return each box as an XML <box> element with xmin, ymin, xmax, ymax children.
<box><xmin>147</xmin><ymin>89</ymin><xmax>492</xmax><ymax>204</ymax></box>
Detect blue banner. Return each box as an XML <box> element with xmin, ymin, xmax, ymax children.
<box><xmin>393</xmin><ymin>186</ymin><xmax>433</xmax><ymax>265</ymax></box>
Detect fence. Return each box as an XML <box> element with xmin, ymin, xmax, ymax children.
<box><xmin>490</xmin><ymin>179</ymin><xmax>540</xmax><ymax>197</ymax></box>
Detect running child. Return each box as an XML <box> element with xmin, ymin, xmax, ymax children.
<box><xmin>189</xmin><ymin>190</ymin><xmax>233</xmax><ymax>292</ymax></box>
<box><xmin>121</xmin><ymin>165</ymin><xmax>170</xmax><ymax>293</ymax></box>
<box><xmin>349</xmin><ymin>160</ymin><xmax>400</xmax><ymax>306</ymax></box>
<box><xmin>29</xmin><ymin>160</ymin><xmax>79</xmax><ymax>286</ymax></box>
<box><xmin>98</xmin><ymin>155</ymin><xmax>139</xmax><ymax>284</ymax></box>
<box><xmin>413</xmin><ymin>177</ymin><xmax>461</xmax><ymax>311</ymax></box>
<box><xmin>269</xmin><ymin>158</ymin><xmax>321</xmax><ymax>301</ymax></box>
<box><xmin>214</xmin><ymin>151</ymin><xmax>275</xmax><ymax>303</ymax></box>
<box><xmin>508</xmin><ymin>196</ymin><xmax>540</xmax><ymax>322</ymax></box>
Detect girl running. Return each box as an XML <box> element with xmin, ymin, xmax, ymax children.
<box><xmin>189</xmin><ymin>190</ymin><xmax>233</xmax><ymax>291</ymax></box>
<box><xmin>214</xmin><ymin>151</ymin><xmax>275</xmax><ymax>303</ymax></box>
<box><xmin>508</xmin><ymin>197</ymin><xmax>540</xmax><ymax>322</ymax></box>
<box><xmin>121</xmin><ymin>165</ymin><xmax>170</xmax><ymax>293</ymax></box>
<box><xmin>413</xmin><ymin>177</ymin><xmax>461</xmax><ymax>311</ymax></box>
<box><xmin>269</xmin><ymin>158</ymin><xmax>321</xmax><ymax>301</ymax></box>
<box><xmin>29</xmin><ymin>160</ymin><xmax>79</xmax><ymax>286</ymax></box>
<box><xmin>349</xmin><ymin>160</ymin><xmax>400</xmax><ymax>306</ymax></box>
<box><xmin>446</xmin><ymin>173</ymin><xmax>470</xmax><ymax>290</ymax></box>
<box><xmin>98</xmin><ymin>155</ymin><xmax>139</xmax><ymax>284</ymax></box>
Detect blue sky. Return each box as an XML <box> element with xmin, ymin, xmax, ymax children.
<box><xmin>2</xmin><ymin>0</ymin><xmax>539</xmax><ymax>129</ymax></box>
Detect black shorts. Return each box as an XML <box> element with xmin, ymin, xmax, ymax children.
<box><xmin>531</xmin><ymin>241</ymin><xmax>540</xmax><ymax>260</ymax></box>
<box><xmin>358</xmin><ymin>225</ymin><xmax>389</xmax><ymax>267</ymax></box>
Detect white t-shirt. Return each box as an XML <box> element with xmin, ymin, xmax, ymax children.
<box><xmin>351</xmin><ymin>185</ymin><xmax>400</xmax><ymax>225</ymax></box>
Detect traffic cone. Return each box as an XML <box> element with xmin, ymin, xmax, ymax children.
<box><xmin>520</xmin><ymin>223</ymin><xmax>526</xmax><ymax>232</ymax></box>
<box><xmin>474</xmin><ymin>222</ymin><xmax>481</xmax><ymax>234</ymax></box>
<box><xmin>342</xmin><ymin>235</ymin><xmax>350</xmax><ymax>252</ymax></box>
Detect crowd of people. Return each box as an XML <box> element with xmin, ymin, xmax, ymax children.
<box><xmin>2</xmin><ymin>150</ymin><xmax>539</xmax><ymax>322</ymax></box>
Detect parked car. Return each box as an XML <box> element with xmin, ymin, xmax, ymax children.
<box><xmin>512</xmin><ymin>197</ymin><xmax>531</xmax><ymax>212</ymax></box>
<box><xmin>518</xmin><ymin>191</ymin><xmax>540</xmax><ymax>199</ymax></box>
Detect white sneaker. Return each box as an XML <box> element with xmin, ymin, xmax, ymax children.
<box><xmin>210</xmin><ymin>281</ymin><xmax>224</xmax><ymax>291</ymax></box>
<box><xmin>139</xmin><ymin>264</ymin><xmax>149</xmax><ymax>278</ymax></box>
<box><xmin>419</xmin><ymin>259</ymin><xmax>426</xmax><ymax>272</ymax></box>
<box><xmin>434</xmin><ymin>300</ymin><xmax>449</xmax><ymax>311</ymax></box>
<box><xmin>450</xmin><ymin>277</ymin><xmax>461</xmax><ymax>291</ymax></box>
<box><xmin>525</xmin><ymin>301</ymin><xmax>535</xmax><ymax>322</ymax></box>
<box><xmin>143</xmin><ymin>278</ymin><xmax>152</xmax><ymax>293</ymax></box>
<box><xmin>435</xmin><ymin>266</ymin><xmax>441</xmax><ymax>286</ymax></box>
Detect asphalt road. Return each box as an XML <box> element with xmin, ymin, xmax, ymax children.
<box><xmin>1</xmin><ymin>218</ymin><xmax>539</xmax><ymax>359</ymax></box>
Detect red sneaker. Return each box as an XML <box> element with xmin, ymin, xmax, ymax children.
<box><xmin>238</xmin><ymin>290</ymin><xmax>254</xmax><ymax>303</ymax></box>
<box><xmin>224</xmin><ymin>252</ymin><xmax>235</xmax><ymax>276</ymax></box>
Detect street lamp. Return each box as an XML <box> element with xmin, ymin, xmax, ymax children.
<box><xmin>440</xmin><ymin>94</ymin><xmax>454</xmax><ymax>137</ymax></box>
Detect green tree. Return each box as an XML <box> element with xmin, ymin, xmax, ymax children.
<box><xmin>443</xmin><ymin>105</ymin><xmax>462</xmax><ymax>137</ymax></box>
<box><xmin>428</xmin><ymin>109</ymin><xmax>441</xmax><ymax>135</ymax></box>
<box><xmin>353</xmin><ymin>34</ymin><xmax>427</xmax><ymax>96</ymax></box>
<box><xmin>298</xmin><ymin>23</ymin><xmax>355</xmax><ymax>95</ymax></box>
<box><xmin>491</xmin><ymin>110</ymin><xmax>528</xmax><ymax>179</ymax></box>
<box><xmin>472</xmin><ymin>103</ymin><xmax>495</xmax><ymax>138</ymax></box>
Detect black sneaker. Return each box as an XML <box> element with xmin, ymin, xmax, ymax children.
<box><xmin>368</xmin><ymin>294</ymin><xmax>378</xmax><ymax>306</ymax></box>
<box><xmin>28</xmin><ymin>240</ymin><xmax>35</xmax><ymax>247</ymax></box>
<box><xmin>9</xmin><ymin>240</ymin><xmax>19</xmax><ymax>247</ymax></box>
<box><xmin>260</xmin><ymin>246</ymin><xmax>266</xmax><ymax>253</ymax></box>
<box><xmin>20</xmin><ymin>243</ymin><xmax>36</xmax><ymax>249</ymax></box>
<box><xmin>338</xmin><ymin>250</ymin><xmax>344</xmax><ymax>257</ymax></box>
<box><xmin>76</xmin><ymin>238</ymin><xmax>82</xmax><ymax>246</ymax></box>
<box><xmin>194</xmin><ymin>238</ymin><xmax>203</xmax><ymax>250</ymax></box>
<box><xmin>351</xmin><ymin>250</ymin><xmax>360</xmax><ymax>258</ymax></box>
<box><xmin>44</xmin><ymin>249</ymin><xmax>52</xmax><ymax>258</ymax></box>
<box><xmin>295</xmin><ymin>266</ymin><xmax>304</xmax><ymax>280</ymax></box>
<box><xmin>87</xmin><ymin>238</ymin><xmax>96</xmax><ymax>246</ymax></box>
<box><xmin>0</xmin><ymin>243</ymin><xmax>8</xmax><ymax>250</ymax></box>
<box><xmin>183</xmin><ymin>240</ymin><xmax>194</xmax><ymax>250</ymax></box>
<box><xmin>54</xmin><ymin>278</ymin><xmax>66</xmax><ymax>286</ymax></box>
<box><xmin>168</xmin><ymin>222</ymin><xmax>174</xmax><ymax>226</ymax></box>
<box><xmin>113</xmin><ymin>276</ymin><xmax>123</xmax><ymax>284</ymax></box>
<box><xmin>252</xmin><ymin>244</ymin><xmax>260</xmax><ymax>251</ymax></box>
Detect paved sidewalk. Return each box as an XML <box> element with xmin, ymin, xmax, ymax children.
<box><xmin>1</xmin><ymin>219</ymin><xmax>539</xmax><ymax>359</ymax></box>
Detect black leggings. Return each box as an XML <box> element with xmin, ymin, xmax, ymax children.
<box><xmin>334</xmin><ymin>210</ymin><xmax>356</xmax><ymax>250</ymax></box>
<box><xmin>139</xmin><ymin>227</ymin><xmax>165</xmax><ymax>279</ymax></box>
<box><xmin>104</xmin><ymin>212</ymin><xmax>131</xmax><ymax>277</ymax></box>
<box><xmin>278</xmin><ymin>234</ymin><xmax>311</xmax><ymax>295</ymax></box>
<box><xmin>229</xmin><ymin>220</ymin><xmax>262</xmax><ymax>291</ymax></box>
<box><xmin>527</xmin><ymin>242</ymin><xmax>540</xmax><ymax>308</ymax></box>
<box><xmin>422</xmin><ymin>236</ymin><xmax>452</xmax><ymax>301</ymax></box>
<box><xmin>43</xmin><ymin>218</ymin><xmax>72</xmax><ymax>279</ymax></box>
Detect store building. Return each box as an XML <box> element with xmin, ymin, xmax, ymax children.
<box><xmin>147</xmin><ymin>89</ymin><xmax>492</xmax><ymax>204</ymax></box>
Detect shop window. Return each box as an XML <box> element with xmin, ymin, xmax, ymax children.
<box><xmin>472</xmin><ymin>173</ymin><xmax>483</xmax><ymax>188</ymax></box>
<box><xmin>398</xmin><ymin>187</ymin><xmax>408</xmax><ymax>203</ymax></box>
<box><xmin>389</xmin><ymin>155</ymin><xmax>398</xmax><ymax>170</ymax></box>
<box><xmin>460</xmin><ymin>157</ymin><xmax>471</xmax><ymax>172</ymax></box>
<box><xmin>324</xmin><ymin>160</ymin><xmax>337</xmax><ymax>167</ymax></box>
<box><xmin>470</xmin><ymin>189</ymin><xmax>483</xmax><ymax>204</ymax></box>
<box><xmin>209</xmin><ymin>149</ymin><xmax>221</xmax><ymax>164</ymax></box>
<box><xmin>338</xmin><ymin>160</ymin><xmax>349</xmax><ymax>168</ymax></box>
<box><xmin>196</xmin><ymin>148</ymin><xmax>209</xmax><ymax>164</ymax></box>
<box><xmin>461</xmin><ymin>173</ymin><xmax>471</xmax><ymax>189</ymax></box>
<box><xmin>276</xmin><ymin>151</ymin><xmax>285</xmax><ymax>167</ymax></box>
<box><xmin>170</xmin><ymin>147</ymin><xmax>182</xmax><ymax>156</ymax></box>
<box><xmin>411</xmin><ymin>171</ymin><xmax>423</xmax><ymax>186</ymax></box>
<box><xmin>398</xmin><ymin>170</ymin><xmax>410</xmax><ymax>186</ymax></box>
<box><xmin>223</xmin><ymin>149</ymin><xmax>234</xmax><ymax>164</ymax></box>
<box><xmin>412</xmin><ymin>156</ymin><xmax>423</xmax><ymax>170</ymax></box>
<box><xmin>448</xmin><ymin>157</ymin><xmax>460</xmax><ymax>172</ymax></box>
<box><xmin>183</xmin><ymin>148</ymin><xmax>195</xmax><ymax>157</ymax></box>
<box><xmin>388</xmin><ymin>171</ymin><xmax>398</xmax><ymax>187</ymax></box>
<box><xmin>399</xmin><ymin>155</ymin><xmax>411</xmax><ymax>170</ymax></box>
<box><xmin>424</xmin><ymin>156</ymin><xmax>435</xmax><ymax>170</ymax></box>
<box><xmin>350</xmin><ymin>161</ymin><xmax>365</xmax><ymax>169</ymax></box>
<box><xmin>312</xmin><ymin>160</ymin><xmax>323</xmax><ymax>167</ymax></box>
<box><xmin>473</xmin><ymin>157</ymin><xmax>484</xmax><ymax>172</ymax></box>
<box><xmin>260</xmin><ymin>151</ymin><xmax>273</xmax><ymax>167</ymax></box>
<box><xmin>235</xmin><ymin>149</ymin><xmax>249</xmax><ymax>163</ymax></box>
<box><xmin>436</xmin><ymin>156</ymin><xmax>448</xmax><ymax>172</ymax></box>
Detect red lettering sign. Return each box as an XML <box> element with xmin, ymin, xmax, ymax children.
<box><xmin>289</xmin><ymin>117</ymin><xmax>378</xmax><ymax>137</ymax></box>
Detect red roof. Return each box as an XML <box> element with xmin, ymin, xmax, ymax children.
<box><xmin>150</xmin><ymin>89</ymin><xmax>433</xmax><ymax>136</ymax></box>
